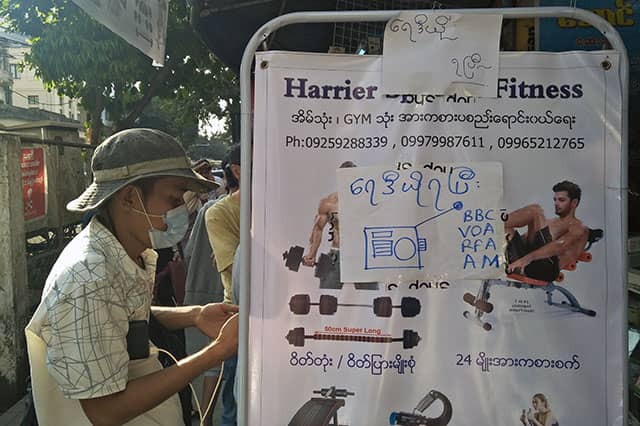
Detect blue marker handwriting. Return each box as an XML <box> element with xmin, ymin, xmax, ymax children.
<box><xmin>349</xmin><ymin>166</ymin><xmax>478</xmax><ymax>210</ymax></box>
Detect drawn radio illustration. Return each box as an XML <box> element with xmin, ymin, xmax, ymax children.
<box><xmin>363</xmin><ymin>201</ymin><xmax>464</xmax><ymax>271</ymax></box>
<box><xmin>364</xmin><ymin>226</ymin><xmax>427</xmax><ymax>270</ymax></box>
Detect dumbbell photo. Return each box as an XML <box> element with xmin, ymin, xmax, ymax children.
<box><xmin>282</xmin><ymin>245</ymin><xmax>333</xmax><ymax>278</ymax></box>
<box><xmin>289</xmin><ymin>294</ymin><xmax>421</xmax><ymax>318</ymax></box>
<box><xmin>283</xmin><ymin>245</ymin><xmax>305</xmax><ymax>271</ymax></box>
<box><xmin>285</xmin><ymin>327</ymin><xmax>421</xmax><ymax>349</ymax></box>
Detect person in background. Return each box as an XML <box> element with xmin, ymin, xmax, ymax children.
<box><xmin>205</xmin><ymin>144</ymin><xmax>242</xmax><ymax>425</ymax></box>
<box><xmin>191</xmin><ymin>159</ymin><xmax>220</xmax><ymax>203</ymax></box>
<box><xmin>183</xmin><ymin>170</ymin><xmax>237</xmax><ymax>425</ymax></box>
<box><xmin>206</xmin><ymin>144</ymin><xmax>241</xmax><ymax>304</ymax></box>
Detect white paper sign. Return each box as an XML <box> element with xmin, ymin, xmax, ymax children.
<box><xmin>382</xmin><ymin>12</ymin><xmax>502</xmax><ymax>97</ymax></box>
<box><xmin>72</xmin><ymin>0</ymin><xmax>169</xmax><ymax>65</ymax></box>
<box><xmin>337</xmin><ymin>162</ymin><xmax>504</xmax><ymax>282</ymax></box>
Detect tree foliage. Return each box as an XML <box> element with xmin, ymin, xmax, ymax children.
<box><xmin>2</xmin><ymin>0</ymin><xmax>239</xmax><ymax>145</ymax></box>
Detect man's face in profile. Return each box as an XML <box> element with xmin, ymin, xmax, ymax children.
<box><xmin>553</xmin><ymin>190</ymin><xmax>573</xmax><ymax>217</ymax></box>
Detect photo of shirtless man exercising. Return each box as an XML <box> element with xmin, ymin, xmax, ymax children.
<box><xmin>302</xmin><ymin>161</ymin><xmax>377</xmax><ymax>289</ymax></box>
<box><xmin>504</xmin><ymin>180</ymin><xmax>590</xmax><ymax>282</ymax></box>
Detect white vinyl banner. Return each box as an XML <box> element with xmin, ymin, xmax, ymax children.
<box><xmin>250</xmin><ymin>51</ymin><xmax>624</xmax><ymax>426</ymax></box>
<box><xmin>72</xmin><ymin>0</ymin><xmax>168</xmax><ymax>64</ymax></box>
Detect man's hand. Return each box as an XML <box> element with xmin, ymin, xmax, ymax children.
<box><xmin>194</xmin><ymin>303</ymin><xmax>238</xmax><ymax>339</ymax></box>
<box><xmin>508</xmin><ymin>257</ymin><xmax>531</xmax><ymax>275</ymax></box>
<box><xmin>213</xmin><ymin>314</ymin><xmax>239</xmax><ymax>359</ymax></box>
<box><xmin>302</xmin><ymin>254</ymin><xmax>315</xmax><ymax>267</ymax></box>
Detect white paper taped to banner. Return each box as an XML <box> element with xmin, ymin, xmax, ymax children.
<box><xmin>382</xmin><ymin>12</ymin><xmax>502</xmax><ymax>97</ymax></box>
<box><xmin>337</xmin><ymin>162</ymin><xmax>505</xmax><ymax>282</ymax></box>
<box><xmin>72</xmin><ymin>0</ymin><xmax>169</xmax><ymax>65</ymax></box>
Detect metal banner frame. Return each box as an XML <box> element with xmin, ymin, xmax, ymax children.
<box><xmin>237</xmin><ymin>7</ymin><xmax>629</xmax><ymax>425</ymax></box>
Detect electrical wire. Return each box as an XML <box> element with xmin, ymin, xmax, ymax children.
<box><xmin>157</xmin><ymin>348</ymin><xmax>225</xmax><ymax>426</ymax></box>
<box><xmin>9</xmin><ymin>88</ymin><xmax>77</xmax><ymax>107</ymax></box>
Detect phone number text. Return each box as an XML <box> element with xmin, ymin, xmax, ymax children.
<box><xmin>284</xmin><ymin>135</ymin><xmax>586</xmax><ymax>151</ymax></box>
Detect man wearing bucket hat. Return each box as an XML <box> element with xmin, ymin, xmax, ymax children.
<box><xmin>25</xmin><ymin>128</ymin><xmax>238</xmax><ymax>425</ymax></box>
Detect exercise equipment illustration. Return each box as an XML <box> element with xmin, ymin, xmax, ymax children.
<box><xmin>389</xmin><ymin>389</ymin><xmax>453</xmax><ymax>426</ymax></box>
<box><xmin>289</xmin><ymin>386</ymin><xmax>355</xmax><ymax>426</ymax></box>
<box><xmin>463</xmin><ymin>228</ymin><xmax>602</xmax><ymax>331</ymax></box>
<box><xmin>285</xmin><ymin>327</ymin><xmax>421</xmax><ymax>349</ymax></box>
<box><xmin>289</xmin><ymin>294</ymin><xmax>421</xmax><ymax>317</ymax></box>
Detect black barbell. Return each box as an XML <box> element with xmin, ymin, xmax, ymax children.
<box><xmin>289</xmin><ymin>294</ymin><xmax>421</xmax><ymax>318</ymax></box>
<box><xmin>285</xmin><ymin>327</ymin><xmax>421</xmax><ymax>349</ymax></box>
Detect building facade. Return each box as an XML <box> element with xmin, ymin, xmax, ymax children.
<box><xmin>0</xmin><ymin>44</ymin><xmax>12</xmax><ymax>106</ymax></box>
<box><xmin>5</xmin><ymin>33</ymin><xmax>85</xmax><ymax>123</ymax></box>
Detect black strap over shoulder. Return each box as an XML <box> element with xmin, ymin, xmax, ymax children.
<box><xmin>126</xmin><ymin>320</ymin><xmax>150</xmax><ymax>360</ymax></box>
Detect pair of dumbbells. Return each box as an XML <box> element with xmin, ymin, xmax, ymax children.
<box><xmin>289</xmin><ymin>294</ymin><xmax>421</xmax><ymax>318</ymax></box>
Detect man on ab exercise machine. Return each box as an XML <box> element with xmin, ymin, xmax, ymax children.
<box><xmin>505</xmin><ymin>180</ymin><xmax>590</xmax><ymax>282</ymax></box>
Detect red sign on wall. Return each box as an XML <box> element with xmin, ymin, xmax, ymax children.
<box><xmin>21</xmin><ymin>147</ymin><xmax>46</xmax><ymax>221</ymax></box>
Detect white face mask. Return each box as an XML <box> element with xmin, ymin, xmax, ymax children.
<box><xmin>133</xmin><ymin>189</ymin><xmax>190</xmax><ymax>249</ymax></box>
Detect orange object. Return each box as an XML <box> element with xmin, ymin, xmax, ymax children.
<box><xmin>556</xmin><ymin>272</ymin><xmax>564</xmax><ymax>282</ymax></box>
<box><xmin>566</xmin><ymin>263</ymin><xmax>576</xmax><ymax>271</ymax></box>
<box><xmin>506</xmin><ymin>273</ymin><xmax>548</xmax><ymax>286</ymax></box>
<box><xmin>578</xmin><ymin>252</ymin><xmax>592</xmax><ymax>262</ymax></box>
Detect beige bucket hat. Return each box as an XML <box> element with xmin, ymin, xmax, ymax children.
<box><xmin>67</xmin><ymin>128</ymin><xmax>217</xmax><ymax>212</ymax></box>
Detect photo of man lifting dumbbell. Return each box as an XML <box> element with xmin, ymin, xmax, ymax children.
<box><xmin>301</xmin><ymin>161</ymin><xmax>379</xmax><ymax>290</ymax></box>
<box><xmin>505</xmin><ymin>180</ymin><xmax>594</xmax><ymax>282</ymax></box>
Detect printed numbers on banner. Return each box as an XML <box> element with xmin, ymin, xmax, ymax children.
<box><xmin>456</xmin><ymin>353</ymin><xmax>472</xmax><ymax>366</ymax></box>
<box><xmin>399</xmin><ymin>135</ymin><xmax>485</xmax><ymax>149</ymax></box>
<box><xmin>453</xmin><ymin>351</ymin><xmax>582</xmax><ymax>373</ymax></box>
<box><xmin>496</xmin><ymin>136</ymin><xmax>585</xmax><ymax>150</ymax></box>
<box><xmin>284</xmin><ymin>135</ymin><xmax>389</xmax><ymax>150</ymax></box>
<box><xmin>284</xmin><ymin>134</ymin><xmax>586</xmax><ymax>152</ymax></box>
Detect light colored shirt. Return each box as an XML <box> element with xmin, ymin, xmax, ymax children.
<box><xmin>232</xmin><ymin>246</ymin><xmax>241</xmax><ymax>306</ymax></box>
<box><xmin>205</xmin><ymin>193</ymin><xmax>240</xmax><ymax>303</ymax></box>
<box><xmin>25</xmin><ymin>217</ymin><xmax>182</xmax><ymax>425</ymax></box>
